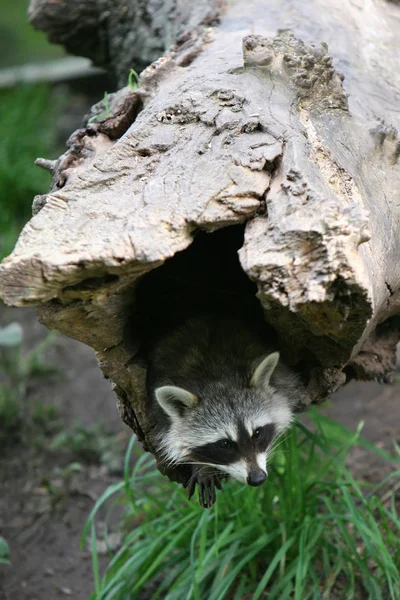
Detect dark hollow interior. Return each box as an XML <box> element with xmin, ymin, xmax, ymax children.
<box><xmin>133</xmin><ymin>225</ymin><xmax>278</xmax><ymax>361</ymax></box>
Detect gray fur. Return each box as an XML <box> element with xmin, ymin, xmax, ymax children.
<box><xmin>155</xmin><ymin>385</ymin><xmax>198</xmax><ymax>419</ymax></box>
<box><xmin>251</xmin><ymin>352</ymin><xmax>280</xmax><ymax>389</ymax></box>
<box><xmin>146</xmin><ymin>315</ymin><xmax>301</xmax><ymax>483</ymax></box>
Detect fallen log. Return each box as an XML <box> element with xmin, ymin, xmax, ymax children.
<box><xmin>1</xmin><ymin>0</ymin><xmax>399</xmax><ymax>491</ymax></box>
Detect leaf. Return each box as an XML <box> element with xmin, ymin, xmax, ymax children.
<box><xmin>0</xmin><ymin>536</ymin><xmax>11</xmax><ymax>565</ymax></box>
<box><xmin>0</xmin><ymin>322</ymin><xmax>23</xmax><ymax>347</ymax></box>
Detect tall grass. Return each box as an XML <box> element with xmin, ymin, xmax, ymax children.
<box><xmin>83</xmin><ymin>412</ymin><xmax>400</xmax><ymax>600</ymax></box>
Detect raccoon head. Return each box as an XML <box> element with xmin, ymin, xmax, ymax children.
<box><xmin>155</xmin><ymin>352</ymin><xmax>296</xmax><ymax>486</ymax></box>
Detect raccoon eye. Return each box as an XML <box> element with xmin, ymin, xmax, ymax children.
<box><xmin>253</xmin><ymin>428</ymin><xmax>261</xmax><ymax>440</ymax></box>
<box><xmin>217</xmin><ymin>439</ymin><xmax>232</xmax><ymax>449</ymax></box>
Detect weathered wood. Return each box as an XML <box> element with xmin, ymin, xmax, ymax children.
<box><xmin>1</xmin><ymin>0</ymin><xmax>400</xmax><ymax>488</ymax></box>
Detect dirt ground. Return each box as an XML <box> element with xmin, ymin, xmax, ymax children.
<box><xmin>0</xmin><ymin>308</ymin><xmax>129</xmax><ymax>600</ymax></box>
<box><xmin>0</xmin><ymin>308</ymin><xmax>399</xmax><ymax>600</ymax></box>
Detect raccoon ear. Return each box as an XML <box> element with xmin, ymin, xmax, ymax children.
<box><xmin>155</xmin><ymin>385</ymin><xmax>199</xmax><ymax>419</ymax></box>
<box><xmin>251</xmin><ymin>352</ymin><xmax>280</xmax><ymax>390</ymax></box>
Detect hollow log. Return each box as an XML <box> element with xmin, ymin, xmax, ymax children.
<box><xmin>1</xmin><ymin>0</ymin><xmax>400</xmax><ymax>489</ymax></box>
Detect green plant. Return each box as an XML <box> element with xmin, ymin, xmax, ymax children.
<box><xmin>0</xmin><ymin>324</ymin><xmax>57</xmax><ymax>386</ymax></box>
<box><xmin>40</xmin><ymin>462</ymin><xmax>85</xmax><ymax>510</ymax></box>
<box><xmin>50</xmin><ymin>422</ymin><xmax>124</xmax><ymax>471</ymax></box>
<box><xmin>0</xmin><ymin>535</ymin><xmax>11</xmax><ymax>566</ymax></box>
<box><xmin>88</xmin><ymin>67</ymin><xmax>140</xmax><ymax>126</ymax></box>
<box><xmin>88</xmin><ymin>92</ymin><xmax>112</xmax><ymax>124</ymax></box>
<box><xmin>128</xmin><ymin>69</ymin><xmax>140</xmax><ymax>90</ymax></box>
<box><xmin>32</xmin><ymin>400</ymin><xmax>59</xmax><ymax>434</ymax></box>
<box><xmin>83</xmin><ymin>413</ymin><xmax>400</xmax><ymax>600</ymax></box>
<box><xmin>0</xmin><ymin>322</ymin><xmax>58</xmax><ymax>444</ymax></box>
<box><xmin>0</xmin><ymin>84</ymin><xmax>57</xmax><ymax>259</ymax></box>
<box><xmin>0</xmin><ymin>385</ymin><xmax>22</xmax><ymax>438</ymax></box>
<box><xmin>0</xmin><ymin>322</ymin><xmax>23</xmax><ymax>347</ymax></box>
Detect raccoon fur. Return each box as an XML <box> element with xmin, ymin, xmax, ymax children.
<box><xmin>146</xmin><ymin>313</ymin><xmax>301</xmax><ymax>506</ymax></box>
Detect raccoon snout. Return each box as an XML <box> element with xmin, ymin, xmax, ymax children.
<box><xmin>247</xmin><ymin>469</ymin><xmax>267</xmax><ymax>487</ymax></box>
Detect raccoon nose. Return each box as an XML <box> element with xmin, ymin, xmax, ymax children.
<box><xmin>247</xmin><ymin>469</ymin><xmax>267</xmax><ymax>487</ymax></box>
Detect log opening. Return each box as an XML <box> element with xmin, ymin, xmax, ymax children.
<box><xmin>133</xmin><ymin>226</ymin><xmax>262</xmax><ymax>345</ymax></box>
<box><xmin>131</xmin><ymin>224</ymin><xmax>315</xmax><ymax>377</ymax></box>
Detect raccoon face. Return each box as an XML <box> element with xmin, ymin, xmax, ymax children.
<box><xmin>155</xmin><ymin>352</ymin><xmax>295</xmax><ymax>485</ymax></box>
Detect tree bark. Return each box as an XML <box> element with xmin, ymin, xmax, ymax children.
<box><xmin>1</xmin><ymin>0</ymin><xmax>399</xmax><ymax>488</ymax></box>
<box><xmin>28</xmin><ymin>0</ymin><xmax>222</xmax><ymax>85</ymax></box>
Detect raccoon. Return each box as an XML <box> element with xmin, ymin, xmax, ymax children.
<box><xmin>146</xmin><ymin>313</ymin><xmax>301</xmax><ymax>507</ymax></box>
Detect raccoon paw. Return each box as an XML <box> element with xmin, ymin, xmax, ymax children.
<box><xmin>186</xmin><ymin>466</ymin><xmax>224</xmax><ymax>509</ymax></box>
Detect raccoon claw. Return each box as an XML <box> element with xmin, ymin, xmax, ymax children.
<box><xmin>186</xmin><ymin>477</ymin><xmax>197</xmax><ymax>502</ymax></box>
<box><xmin>186</xmin><ymin>466</ymin><xmax>224</xmax><ymax>508</ymax></box>
<box><xmin>199</xmin><ymin>480</ymin><xmax>216</xmax><ymax>509</ymax></box>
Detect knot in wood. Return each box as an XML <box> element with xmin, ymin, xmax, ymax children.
<box><xmin>242</xmin><ymin>35</ymin><xmax>275</xmax><ymax>67</ymax></box>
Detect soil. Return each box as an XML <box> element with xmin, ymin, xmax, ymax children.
<box><xmin>0</xmin><ymin>308</ymin><xmax>130</xmax><ymax>600</ymax></box>
<box><xmin>0</xmin><ymin>307</ymin><xmax>399</xmax><ymax>600</ymax></box>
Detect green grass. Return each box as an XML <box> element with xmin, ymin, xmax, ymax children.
<box><xmin>0</xmin><ymin>84</ymin><xmax>57</xmax><ymax>260</ymax></box>
<box><xmin>83</xmin><ymin>413</ymin><xmax>400</xmax><ymax>600</ymax></box>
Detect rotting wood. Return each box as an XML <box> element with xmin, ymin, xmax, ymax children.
<box><xmin>1</xmin><ymin>0</ymin><xmax>400</xmax><ymax>490</ymax></box>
